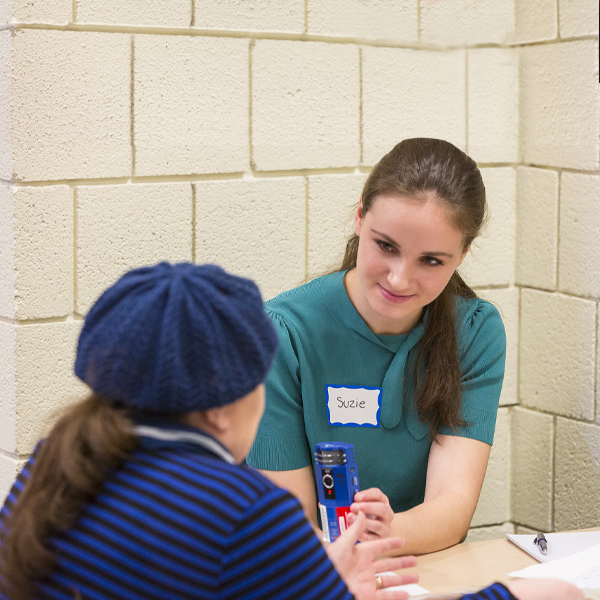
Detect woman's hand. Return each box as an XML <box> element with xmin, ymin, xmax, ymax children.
<box><xmin>506</xmin><ymin>579</ymin><xmax>584</xmax><ymax>600</ymax></box>
<box><xmin>348</xmin><ymin>487</ymin><xmax>395</xmax><ymax>540</ymax></box>
<box><xmin>326</xmin><ymin>511</ymin><xmax>418</xmax><ymax>600</ymax></box>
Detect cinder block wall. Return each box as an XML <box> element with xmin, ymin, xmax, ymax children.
<box><xmin>0</xmin><ymin>0</ymin><xmax>598</xmax><ymax>542</ymax></box>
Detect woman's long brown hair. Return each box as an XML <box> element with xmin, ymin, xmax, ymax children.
<box><xmin>0</xmin><ymin>394</ymin><xmax>136</xmax><ymax>599</ymax></box>
<box><xmin>340</xmin><ymin>138</ymin><xmax>487</xmax><ymax>440</ymax></box>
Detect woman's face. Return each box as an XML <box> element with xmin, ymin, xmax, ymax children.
<box><xmin>347</xmin><ymin>194</ymin><xmax>469</xmax><ymax>335</ymax></box>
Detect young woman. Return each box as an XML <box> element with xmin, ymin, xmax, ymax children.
<box><xmin>246</xmin><ymin>138</ymin><xmax>507</xmax><ymax>555</ymax></box>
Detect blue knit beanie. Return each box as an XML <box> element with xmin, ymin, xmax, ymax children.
<box><xmin>74</xmin><ymin>262</ymin><xmax>279</xmax><ymax>413</ymax></box>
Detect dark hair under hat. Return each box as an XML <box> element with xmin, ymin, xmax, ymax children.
<box><xmin>74</xmin><ymin>262</ymin><xmax>279</xmax><ymax>413</ymax></box>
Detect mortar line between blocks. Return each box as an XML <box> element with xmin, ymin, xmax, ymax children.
<box><xmin>464</xmin><ymin>49</ymin><xmax>469</xmax><ymax>155</ymax></box>
<box><xmin>190</xmin><ymin>0</ymin><xmax>195</xmax><ymax>27</ymax></box>
<box><xmin>556</xmin><ymin>0</ymin><xmax>561</xmax><ymax>39</ymax></box>
<box><xmin>72</xmin><ymin>0</ymin><xmax>77</xmax><ymax>23</ymax></box>
<box><xmin>555</xmin><ymin>171</ymin><xmax>561</xmax><ymax>291</ymax></box>
<box><xmin>191</xmin><ymin>183</ymin><xmax>196</xmax><ymax>263</ymax></box>
<box><xmin>551</xmin><ymin>415</ymin><xmax>556</xmax><ymax>531</ymax></box>
<box><xmin>304</xmin><ymin>0</ymin><xmax>308</xmax><ymax>34</ymax></box>
<box><xmin>73</xmin><ymin>187</ymin><xmax>78</xmax><ymax>316</ymax></box>
<box><xmin>359</xmin><ymin>47</ymin><xmax>363</xmax><ymax>165</ymax></box>
<box><xmin>16</xmin><ymin>23</ymin><xmax>594</xmax><ymax>49</ymax></box>
<box><xmin>130</xmin><ymin>35</ymin><xmax>136</xmax><ymax>177</ymax></box>
<box><xmin>249</xmin><ymin>40</ymin><xmax>255</xmax><ymax>172</ymax></box>
<box><xmin>304</xmin><ymin>177</ymin><xmax>309</xmax><ymax>280</ymax></box>
<box><xmin>417</xmin><ymin>0</ymin><xmax>422</xmax><ymax>43</ymax></box>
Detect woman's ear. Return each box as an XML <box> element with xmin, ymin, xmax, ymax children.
<box><xmin>354</xmin><ymin>200</ymin><xmax>364</xmax><ymax>237</ymax></box>
<box><xmin>188</xmin><ymin>406</ymin><xmax>231</xmax><ymax>434</ymax></box>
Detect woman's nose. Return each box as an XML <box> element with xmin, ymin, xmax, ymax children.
<box><xmin>387</xmin><ymin>260</ymin><xmax>411</xmax><ymax>289</ymax></box>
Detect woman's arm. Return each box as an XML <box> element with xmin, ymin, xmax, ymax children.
<box><xmin>257</xmin><ymin>466</ymin><xmax>320</xmax><ymax>525</ymax></box>
<box><xmin>350</xmin><ymin>434</ymin><xmax>491</xmax><ymax>554</ymax></box>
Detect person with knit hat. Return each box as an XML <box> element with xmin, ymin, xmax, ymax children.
<box><xmin>0</xmin><ymin>262</ymin><xmax>416</xmax><ymax>600</ymax></box>
<box><xmin>0</xmin><ymin>263</ymin><xmax>583</xmax><ymax>600</ymax></box>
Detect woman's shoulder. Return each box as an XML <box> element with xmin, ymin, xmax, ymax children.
<box><xmin>455</xmin><ymin>295</ymin><xmax>506</xmax><ymax>341</ymax></box>
<box><xmin>265</xmin><ymin>271</ymin><xmax>345</xmax><ymax>325</ymax></box>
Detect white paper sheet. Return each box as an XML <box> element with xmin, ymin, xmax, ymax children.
<box><xmin>506</xmin><ymin>531</ymin><xmax>600</xmax><ymax>563</ymax></box>
<box><xmin>509</xmin><ymin>542</ymin><xmax>600</xmax><ymax>588</ymax></box>
<box><xmin>376</xmin><ymin>571</ymin><xmax>430</xmax><ymax>596</ymax></box>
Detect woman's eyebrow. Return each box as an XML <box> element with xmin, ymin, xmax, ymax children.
<box><xmin>371</xmin><ymin>229</ymin><xmax>455</xmax><ymax>258</ymax></box>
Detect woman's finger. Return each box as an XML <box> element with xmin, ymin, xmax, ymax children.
<box><xmin>377</xmin><ymin>574</ymin><xmax>419</xmax><ymax>588</ymax></box>
<box><xmin>354</xmin><ymin>487</ymin><xmax>391</xmax><ymax>504</ymax></box>
<box><xmin>375</xmin><ymin>556</ymin><xmax>418</xmax><ymax>572</ymax></box>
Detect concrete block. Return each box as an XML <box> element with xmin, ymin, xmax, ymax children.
<box><xmin>362</xmin><ymin>47</ymin><xmax>465</xmax><ymax>167</ymax></box>
<box><xmin>13</xmin><ymin>1</ymin><xmax>71</xmax><ymax>23</ymax></box>
<box><xmin>468</xmin><ymin>48</ymin><xmax>518</xmax><ymax>164</ymax></box>
<box><xmin>420</xmin><ymin>0</ymin><xmax>514</xmax><ymax>45</ymax></box>
<box><xmin>0</xmin><ymin>185</ymin><xmax>15</xmax><ymax>319</ymax></box>
<box><xmin>252</xmin><ymin>40</ymin><xmax>359</xmax><ymax>171</ymax></box>
<box><xmin>555</xmin><ymin>418</ymin><xmax>600</xmax><ymax>530</ymax></box>
<box><xmin>520</xmin><ymin>290</ymin><xmax>596</xmax><ymax>419</ymax></box>
<box><xmin>14</xmin><ymin>321</ymin><xmax>86</xmax><ymax>453</ymax></box>
<box><xmin>0</xmin><ymin>322</ymin><xmax>17</xmax><ymax>453</ymax></box>
<box><xmin>511</xmin><ymin>407</ymin><xmax>553</xmax><ymax>531</ymax></box>
<box><xmin>471</xmin><ymin>408</ymin><xmax>510</xmax><ymax>527</ymax></box>
<box><xmin>0</xmin><ymin>2</ymin><xmax>11</xmax><ymax>23</ymax></box>
<box><xmin>0</xmin><ymin>31</ymin><xmax>13</xmax><ymax>181</ymax></box>
<box><xmin>559</xmin><ymin>173</ymin><xmax>600</xmax><ymax>298</ymax></box>
<box><xmin>77</xmin><ymin>0</ymin><xmax>191</xmax><ymax>26</ymax></box>
<box><xmin>195</xmin><ymin>0</ymin><xmax>303</xmax><ymax>32</ymax></box>
<box><xmin>460</xmin><ymin>168</ymin><xmax>515</xmax><ymax>288</ymax></box>
<box><xmin>307</xmin><ymin>173</ymin><xmax>365</xmax><ymax>276</ymax></box>
<box><xmin>0</xmin><ymin>321</ymin><xmax>85</xmax><ymax>455</ymax></box>
<box><xmin>76</xmin><ymin>183</ymin><xmax>192</xmax><ymax>314</ymax></box>
<box><xmin>477</xmin><ymin>288</ymin><xmax>519</xmax><ymax>407</ymax></box>
<box><xmin>559</xmin><ymin>0</ymin><xmax>599</xmax><ymax>37</ymax></box>
<box><xmin>135</xmin><ymin>35</ymin><xmax>248</xmax><ymax>177</ymax></box>
<box><xmin>515</xmin><ymin>167</ymin><xmax>559</xmax><ymax>290</ymax></box>
<box><xmin>513</xmin><ymin>1</ymin><xmax>557</xmax><ymax>43</ymax></box>
<box><xmin>0</xmin><ymin>453</ymin><xmax>27</xmax><ymax>506</ymax></box>
<box><xmin>520</xmin><ymin>41</ymin><xmax>599</xmax><ymax>170</ymax></box>
<box><xmin>195</xmin><ymin>177</ymin><xmax>305</xmax><ymax>300</ymax></box>
<box><xmin>466</xmin><ymin>522</ymin><xmax>514</xmax><ymax>543</ymax></box>
<box><xmin>12</xmin><ymin>186</ymin><xmax>73</xmax><ymax>319</ymax></box>
<box><xmin>11</xmin><ymin>30</ymin><xmax>130</xmax><ymax>182</ymax></box>
<box><xmin>362</xmin><ymin>48</ymin><xmax>466</xmax><ymax>165</ymax></box>
<box><xmin>307</xmin><ymin>0</ymin><xmax>417</xmax><ymax>41</ymax></box>
<box><xmin>515</xmin><ymin>525</ymin><xmax>538</xmax><ymax>534</ymax></box>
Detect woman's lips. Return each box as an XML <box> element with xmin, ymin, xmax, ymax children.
<box><xmin>378</xmin><ymin>284</ymin><xmax>414</xmax><ymax>304</ymax></box>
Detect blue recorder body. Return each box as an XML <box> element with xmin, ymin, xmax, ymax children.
<box><xmin>314</xmin><ymin>442</ymin><xmax>360</xmax><ymax>542</ymax></box>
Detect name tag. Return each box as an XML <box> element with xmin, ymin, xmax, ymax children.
<box><xmin>326</xmin><ymin>385</ymin><xmax>381</xmax><ymax>427</ymax></box>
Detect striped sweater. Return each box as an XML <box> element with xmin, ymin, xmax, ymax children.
<box><xmin>0</xmin><ymin>422</ymin><xmax>516</xmax><ymax>600</ymax></box>
<box><xmin>0</xmin><ymin>423</ymin><xmax>353</xmax><ymax>600</ymax></box>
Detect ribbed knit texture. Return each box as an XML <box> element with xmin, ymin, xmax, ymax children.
<box><xmin>0</xmin><ymin>437</ymin><xmax>353</xmax><ymax>600</ymax></box>
<box><xmin>74</xmin><ymin>262</ymin><xmax>279</xmax><ymax>413</ymax></box>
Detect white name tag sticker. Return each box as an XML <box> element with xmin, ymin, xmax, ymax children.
<box><xmin>326</xmin><ymin>385</ymin><xmax>381</xmax><ymax>427</ymax></box>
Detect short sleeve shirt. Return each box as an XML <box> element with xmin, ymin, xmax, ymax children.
<box><xmin>246</xmin><ymin>271</ymin><xmax>506</xmax><ymax>514</ymax></box>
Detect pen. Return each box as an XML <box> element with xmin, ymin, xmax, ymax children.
<box><xmin>534</xmin><ymin>532</ymin><xmax>548</xmax><ymax>555</ymax></box>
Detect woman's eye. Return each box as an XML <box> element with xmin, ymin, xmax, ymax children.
<box><xmin>423</xmin><ymin>256</ymin><xmax>443</xmax><ymax>266</ymax></box>
<box><xmin>376</xmin><ymin>240</ymin><xmax>394</xmax><ymax>252</ymax></box>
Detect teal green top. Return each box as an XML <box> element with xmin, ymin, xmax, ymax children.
<box><xmin>246</xmin><ymin>271</ymin><xmax>506</xmax><ymax>513</ymax></box>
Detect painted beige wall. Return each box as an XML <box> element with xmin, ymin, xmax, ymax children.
<box><xmin>0</xmin><ymin>0</ymin><xmax>598</xmax><ymax>541</ymax></box>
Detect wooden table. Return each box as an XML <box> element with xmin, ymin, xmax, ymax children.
<box><xmin>399</xmin><ymin>535</ymin><xmax>600</xmax><ymax>599</ymax></box>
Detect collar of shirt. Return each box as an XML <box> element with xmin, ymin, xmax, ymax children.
<box><xmin>130</xmin><ymin>415</ymin><xmax>236</xmax><ymax>465</ymax></box>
